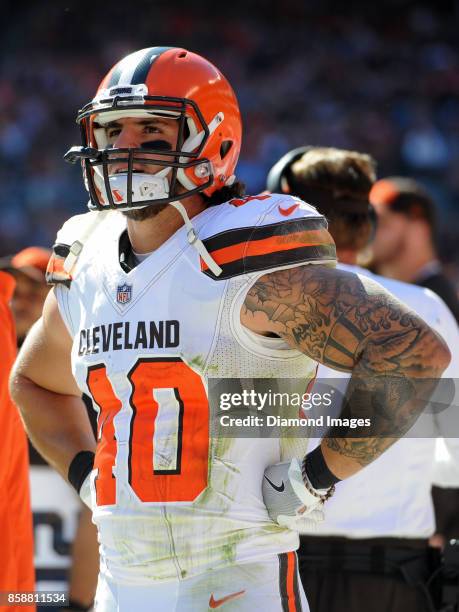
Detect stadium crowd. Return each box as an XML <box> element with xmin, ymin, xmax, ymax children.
<box><xmin>1</xmin><ymin>0</ymin><xmax>459</xmax><ymax>291</ymax></box>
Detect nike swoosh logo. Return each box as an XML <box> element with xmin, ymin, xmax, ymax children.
<box><xmin>209</xmin><ymin>590</ymin><xmax>246</xmax><ymax>608</ymax></box>
<box><xmin>264</xmin><ymin>475</ymin><xmax>285</xmax><ymax>492</ymax></box>
<box><xmin>278</xmin><ymin>203</ymin><xmax>299</xmax><ymax>216</ymax></box>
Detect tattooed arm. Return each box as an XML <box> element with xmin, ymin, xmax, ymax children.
<box><xmin>241</xmin><ymin>265</ymin><xmax>451</xmax><ymax>479</ymax></box>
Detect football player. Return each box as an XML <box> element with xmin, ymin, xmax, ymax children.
<box><xmin>10</xmin><ymin>48</ymin><xmax>450</xmax><ymax>611</ymax></box>
<box><xmin>266</xmin><ymin>146</ymin><xmax>459</xmax><ymax>612</ymax></box>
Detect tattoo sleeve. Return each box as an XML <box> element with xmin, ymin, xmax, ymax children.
<box><xmin>241</xmin><ymin>265</ymin><xmax>450</xmax><ymax>472</ymax></box>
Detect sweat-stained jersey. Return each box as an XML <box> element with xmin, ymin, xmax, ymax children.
<box><xmin>50</xmin><ymin>193</ymin><xmax>336</xmax><ymax>584</ymax></box>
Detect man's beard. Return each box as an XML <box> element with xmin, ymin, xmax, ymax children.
<box><xmin>122</xmin><ymin>203</ymin><xmax>169</xmax><ymax>221</ymax></box>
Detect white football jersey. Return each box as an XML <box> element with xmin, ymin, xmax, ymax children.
<box><xmin>51</xmin><ymin>193</ymin><xmax>336</xmax><ymax>583</ymax></box>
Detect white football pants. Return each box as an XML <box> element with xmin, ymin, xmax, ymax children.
<box><xmin>94</xmin><ymin>552</ymin><xmax>308</xmax><ymax>612</ymax></box>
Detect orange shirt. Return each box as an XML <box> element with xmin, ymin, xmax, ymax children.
<box><xmin>0</xmin><ymin>271</ymin><xmax>35</xmax><ymax>611</ymax></box>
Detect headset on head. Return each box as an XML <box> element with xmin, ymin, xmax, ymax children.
<box><xmin>266</xmin><ymin>146</ymin><xmax>378</xmax><ymax>244</ymax></box>
<box><xmin>266</xmin><ymin>146</ymin><xmax>314</xmax><ymax>194</ymax></box>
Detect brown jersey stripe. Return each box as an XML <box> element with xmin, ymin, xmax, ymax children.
<box><xmin>202</xmin><ymin>217</ymin><xmax>328</xmax><ymax>253</ymax></box>
<box><xmin>278</xmin><ymin>553</ymin><xmax>289</xmax><ymax>612</ymax></box>
<box><xmin>202</xmin><ymin>227</ymin><xmax>333</xmax><ymax>270</ymax></box>
<box><xmin>292</xmin><ymin>552</ymin><xmax>303</xmax><ymax>612</ymax></box>
<box><xmin>279</xmin><ymin>552</ymin><xmax>302</xmax><ymax>612</ymax></box>
<box><xmin>201</xmin><ymin>243</ymin><xmax>336</xmax><ymax>280</ymax></box>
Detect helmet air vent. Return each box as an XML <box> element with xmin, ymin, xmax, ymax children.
<box><xmin>220</xmin><ymin>140</ymin><xmax>233</xmax><ymax>160</ymax></box>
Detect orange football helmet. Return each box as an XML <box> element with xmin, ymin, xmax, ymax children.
<box><xmin>65</xmin><ymin>47</ymin><xmax>242</xmax><ymax>211</ymax></box>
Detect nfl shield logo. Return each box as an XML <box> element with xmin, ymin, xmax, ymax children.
<box><xmin>116</xmin><ymin>283</ymin><xmax>132</xmax><ymax>304</ymax></box>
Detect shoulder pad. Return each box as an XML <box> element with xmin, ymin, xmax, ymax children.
<box><xmin>46</xmin><ymin>211</ymin><xmax>110</xmax><ymax>286</ymax></box>
<box><xmin>217</xmin><ymin>192</ymin><xmax>323</xmax><ymax>227</ymax></box>
<box><xmin>200</xmin><ymin>193</ymin><xmax>336</xmax><ymax>279</ymax></box>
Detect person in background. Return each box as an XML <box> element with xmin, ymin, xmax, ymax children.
<box><xmin>0</xmin><ymin>247</ymin><xmax>52</xmax><ymax>346</ymax></box>
<box><xmin>266</xmin><ymin>146</ymin><xmax>459</xmax><ymax>612</ymax></box>
<box><xmin>0</xmin><ymin>268</ymin><xmax>35</xmax><ymax>612</ymax></box>
<box><xmin>369</xmin><ymin>177</ymin><xmax>459</xmax><ymax>322</ymax></box>
<box><xmin>0</xmin><ymin>247</ymin><xmax>99</xmax><ymax>612</ymax></box>
<box><xmin>369</xmin><ymin>177</ymin><xmax>459</xmax><ymax>548</ymax></box>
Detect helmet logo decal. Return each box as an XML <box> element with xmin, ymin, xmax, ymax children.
<box><xmin>94</xmin><ymin>83</ymin><xmax>148</xmax><ymax>107</ymax></box>
<box><xmin>112</xmin><ymin>189</ymin><xmax>124</xmax><ymax>203</ymax></box>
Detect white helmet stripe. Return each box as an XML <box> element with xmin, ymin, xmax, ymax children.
<box><xmin>106</xmin><ymin>47</ymin><xmax>173</xmax><ymax>88</ymax></box>
<box><xmin>118</xmin><ymin>49</ymin><xmax>156</xmax><ymax>86</ymax></box>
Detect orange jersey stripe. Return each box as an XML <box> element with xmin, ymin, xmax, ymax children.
<box><xmin>46</xmin><ymin>252</ymin><xmax>72</xmax><ymax>285</ymax></box>
<box><xmin>201</xmin><ymin>228</ymin><xmax>332</xmax><ymax>271</ymax></box>
<box><xmin>286</xmin><ymin>552</ymin><xmax>297</xmax><ymax>612</ymax></box>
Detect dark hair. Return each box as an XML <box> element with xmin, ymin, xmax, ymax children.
<box><xmin>288</xmin><ymin>147</ymin><xmax>376</xmax><ymax>251</ymax></box>
<box><xmin>203</xmin><ymin>180</ymin><xmax>246</xmax><ymax>206</ymax></box>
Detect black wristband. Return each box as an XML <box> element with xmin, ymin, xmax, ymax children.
<box><xmin>68</xmin><ymin>451</ymin><xmax>95</xmax><ymax>494</ymax></box>
<box><xmin>303</xmin><ymin>445</ymin><xmax>341</xmax><ymax>490</ymax></box>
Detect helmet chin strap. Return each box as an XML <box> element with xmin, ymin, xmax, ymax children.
<box><xmin>169</xmin><ymin>200</ymin><xmax>222</xmax><ymax>277</ymax></box>
<box><xmin>64</xmin><ymin>200</ymin><xmax>222</xmax><ymax>278</ymax></box>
